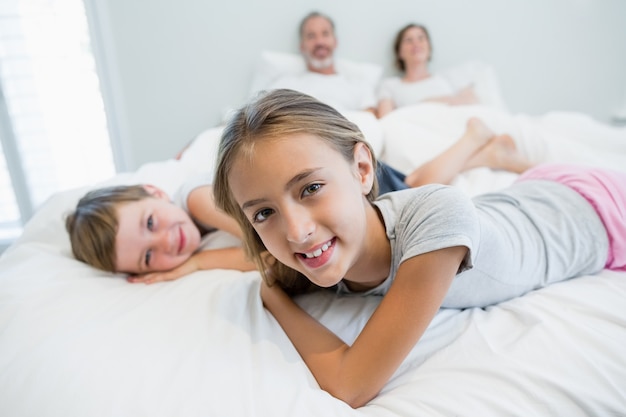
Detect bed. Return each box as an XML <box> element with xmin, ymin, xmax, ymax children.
<box><xmin>1</xmin><ymin>52</ymin><xmax>626</xmax><ymax>417</ymax></box>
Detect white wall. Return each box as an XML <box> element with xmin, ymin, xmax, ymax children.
<box><xmin>89</xmin><ymin>0</ymin><xmax>626</xmax><ymax>170</ymax></box>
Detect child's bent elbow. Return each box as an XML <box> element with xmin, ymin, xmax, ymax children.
<box><xmin>324</xmin><ymin>383</ymin><xmax>378</xmax><ymax>409</ymax></box>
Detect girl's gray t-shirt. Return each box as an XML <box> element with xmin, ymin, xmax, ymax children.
<box><xmin>336</xmin><ymin>181</ymin><xmax>608</xmax><ymax>308</ymax></box>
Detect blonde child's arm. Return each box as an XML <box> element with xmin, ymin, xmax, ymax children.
<box><xmin>187</xmin><ymin>185</ymin><xmax>243</xmax><ymax>238</ymax></box>
<box><xmin>128</xmin><ymin>246</ymin><xmax>256</xmax><ymax>284</ymax></box>
<box><xmin>260</xmin><ymin>245</ymin><xmax>466</xmax><ymax>408</ymax></box>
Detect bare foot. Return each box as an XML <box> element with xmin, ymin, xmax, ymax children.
<box><xmin>462</xmin><ymin>117</ymin><xmax>495</xmax><ymax>151</ymax></box>
<box><xmin>465</xmin><ymin>134</ymin><xmax>533</xmax><ymax>173</ymax></box>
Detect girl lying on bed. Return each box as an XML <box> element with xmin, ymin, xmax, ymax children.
<box><xmin>212</xmin><ymin>88</ymin><xmax>626</xmax><ymax>408</ymax></box>
<box><xmin>65</xmin><ymin>115</ymin><xmax>530</xmax><ymax>282</ymax></box>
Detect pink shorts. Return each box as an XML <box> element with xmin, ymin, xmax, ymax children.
<box><xmin>518</xmin><ymin>164</ymin><xmax>626</xmax><ymax>271</ymax></box>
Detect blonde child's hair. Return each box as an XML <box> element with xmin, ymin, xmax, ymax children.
<box><xmin>65</xmin><ymin>185</ymin><xmax>151</xmax><ymax>272</ymax></box>
<box><xmin>213</xmin><ymin>88</ymin><xmax>379</xmax><ymax>294</ymax></box>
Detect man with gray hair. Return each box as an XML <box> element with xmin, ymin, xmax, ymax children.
<box><xmin>268</xmin><ymin>11</ymin><xmax>378</xmax><ymax>114</ymax></box>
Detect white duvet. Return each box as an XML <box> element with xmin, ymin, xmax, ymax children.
<box><xmin>381</xmin><ymin>103</ymin><xmax>626</xmax><ymax>196</ymax></box>
<box><xmin>1</xmin><ymin>103</ymin><xmax>625</xmax><ymax>417</ymax></box>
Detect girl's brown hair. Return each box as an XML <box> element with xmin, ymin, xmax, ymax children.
<box><xmin>213</xmin><ymin>89</ymin><xmax>378</xmax><ymax>294</ymax></box>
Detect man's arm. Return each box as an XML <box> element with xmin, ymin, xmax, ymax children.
<box><xmin>376</xmin><ymin>98</ymin><xmax>395</xmax><ymax>118</ymax></box>
<box><xmin>364</xmin><ymin>106</ymin><xmax>378</xmax><ymax>117</ymax></box>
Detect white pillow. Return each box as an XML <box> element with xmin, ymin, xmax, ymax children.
<box><xmin>341</xmin><ymin>110</ymin><xmax>385</xmax><ymax>157</ymax></box>
<box><xmin>177</xmin><ymin>126</ymin><xmax>224</xmax><ymax>180</ymax></box>
<box><xmin>249</xmin><ymin>50</ymin><xmax>383</xmax><ymax>97</ymax></box>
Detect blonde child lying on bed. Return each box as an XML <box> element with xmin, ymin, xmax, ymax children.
<box><xmin>65</xmin><ymin>182</ymin><xmax>256</xmax><ymax>283</ymax></box>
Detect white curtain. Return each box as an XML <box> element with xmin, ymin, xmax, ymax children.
<box><xmin>0</xmin><ymin>0</ymin><xmax>116</xmax><ymax>247</ymax></box>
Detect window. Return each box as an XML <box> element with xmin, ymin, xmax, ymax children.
<box><xmin>0</xmin><ymin>0</ymin><xmax>116</xmax><ymax>250</ymax></box>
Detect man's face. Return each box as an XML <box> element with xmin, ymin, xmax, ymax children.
<box><xmin>300</xmin><ymin>15</ymin><xmax>337</xmax><ymax>71</ymax></box>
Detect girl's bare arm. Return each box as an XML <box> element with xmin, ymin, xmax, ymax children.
<box><xmin>261</xmin><ymin>245</ymin><xmax>467</xmax><ymax>408</ymax></box>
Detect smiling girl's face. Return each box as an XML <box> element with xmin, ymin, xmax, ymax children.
<box><xmin>228</xmin><ymin>133</ymin><xmax>379</xmax><ymax>288</ymax></box>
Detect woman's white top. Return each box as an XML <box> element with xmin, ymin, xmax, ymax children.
<box><xmin>377</xmin><ymin>75</ymin><xmax>455</xmax><ymax>107</ymax></box>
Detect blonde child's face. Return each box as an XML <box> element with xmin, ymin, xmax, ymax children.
<box><xmin>114</xmin><ymin>195</ymin><xmax>201</xmax><ymax>274</ymax></box>
<box><xmin>228</xmin><ymin>134</ymin><xmax>376</xmax><ymax>288</ymax></box>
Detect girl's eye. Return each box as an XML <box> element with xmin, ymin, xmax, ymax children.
<box><xmin>253</xmin><ymin>208</ymin><xmax>274</xmax><ymax>223</ymax></box>
<box><xmin>145</xmin><ymin>249</ymin><xmax>152</xmax><ymax>267</ymax></box>
<box><xmin>303</xmin><ymin>183</ymin><xmax>322</xmax><ymax>197</ymax></box>
<box><xmin>147</xmin><ymin>215</ymin><xmax>154</xmax><ymax>231</ymax></box>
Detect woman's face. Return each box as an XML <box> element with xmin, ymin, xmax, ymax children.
<box><xmin>399</xmin><ymin>26</ymin><xmax>431</xmax><ymax>66</ymax></box>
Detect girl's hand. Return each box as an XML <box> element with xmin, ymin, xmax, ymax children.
<box><xmin>127</xmin><ymin>256</ymin><xmax>200</xmax><ymax>285</ymax></box>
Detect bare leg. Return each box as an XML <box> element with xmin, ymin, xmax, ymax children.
<box><xmin>404</xmin><ymin>117</ymin><xmax>494</xmax><ymax>187</ymax></box>
<box><xmin>465</xmin><ymin>134</ymin><xmax>534</xmax><ymax>174</ymax></box>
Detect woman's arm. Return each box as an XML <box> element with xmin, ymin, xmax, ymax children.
<box><xmin>261</xmin><ymin>246</ymin><xmax>467</xmax><ymax>408</ymax></box>
<box><xmin>426</xmin><ymin>85</ymin><xmax>478</xmax><ymax>106</ymax></box>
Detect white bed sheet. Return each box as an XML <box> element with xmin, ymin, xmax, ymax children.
<box><xmin>380</xmin><ymin>103</ymin><xmax>626</xmax><ymax>196</ymax></box>
<box><xmin>1</xmin><ymin>106</ymin><xmax>626</xmax><ymax>416</ymax></box>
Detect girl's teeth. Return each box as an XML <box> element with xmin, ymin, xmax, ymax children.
<box><xmin>304</xmin><ymin>241</ymin><xmax>331</xmax><ymax>258</ymax></box>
